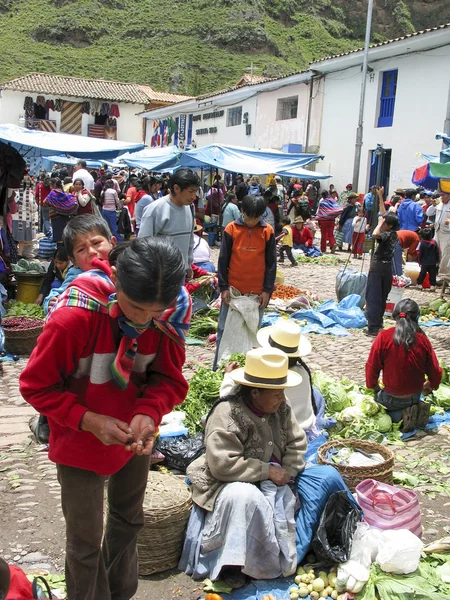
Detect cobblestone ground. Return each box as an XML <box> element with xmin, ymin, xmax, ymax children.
<box><xmin>1</xmin><ymin>247</ymin><xmax>449</xmax><ymax>600</ymax></box>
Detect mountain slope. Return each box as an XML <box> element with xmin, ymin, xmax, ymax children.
<box><xmin>0</xmin><ymin>0</ymin><xmax>448</xmax><ymax>96</ymax></box>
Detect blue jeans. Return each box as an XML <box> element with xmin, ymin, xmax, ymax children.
<box><xmin>212</xmin><ymin>300</ymin><xmax>264</xmax><ymax>370</ymax></box>
<box><xmin>102</xmin><ymin>209</ymin><xmax>123</xmax><ymax>242</ymax></box>
<box><xmin>365</xmin><ymin>266</ymin><xmax>392</xmax><ymax>333</ymax></box>
<box><xmin>376</xmin><ymin>389</ymin><xmax>421</xmax><ymax>422</ymax></box>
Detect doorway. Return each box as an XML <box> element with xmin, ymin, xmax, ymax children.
<box><xmin>368</xmin><ymin>148</ymin><xmax>392</xmax><ymax>195</ymax></box>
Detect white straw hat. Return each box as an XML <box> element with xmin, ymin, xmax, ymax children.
<box><xmin>257</xmin><ymin>320</ymin><xmax>311</xmax><ymax>358</ymax></box>
<box><xmin>229</xmin><ymin>348</ymin><xmax>302</xmax><ymax>389</ymax></box>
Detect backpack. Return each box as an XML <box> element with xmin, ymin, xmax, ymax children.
<box><xmin>117</xmin><ymin>207</ymin><xmax>132</xmax><ymax>238</ymax></box>
<box><xmin>248</xmin><ymin>183</ymin><xmax>261</xmax><ymax>195</ymax></box>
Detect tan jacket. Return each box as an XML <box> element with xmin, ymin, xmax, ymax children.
<box><xmin>187</xmin><ymin>396</ymin><xmax>307</xmax><ymax>511</ymax></box>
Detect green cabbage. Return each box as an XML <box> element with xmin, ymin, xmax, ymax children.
<box><xmin>325</xmin><ymin>382</ymin><xmax>352</xmax><ymax>412</ymax></box>
<box><xmin>431</xmin><ymin>385</ymin><xmax>450</xmax><ymax>410</ymax></box>
<box><xmin>339</xmin><ymin>405</ymin><xmax>364</xmax><ymax>423</ymax></box>
<box><xmin>372</xmin><ymin>411</ymin><xmax>392</xmax><ymax>433</ymax></box>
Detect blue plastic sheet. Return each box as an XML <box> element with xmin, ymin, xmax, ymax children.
<box><xmin>420</xmin><ymin>319</ymin><xmax>450</xmax><ymax>327</ymax></box>
<box><xmin>402</xmin><ymin>410</ymin><xmax>450</xmax><ymax>439</ymax></box>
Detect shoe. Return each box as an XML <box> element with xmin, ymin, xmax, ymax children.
<box><xmin>290</xmin><ymin>262</ymin><xmax>298</xmax><ymax>267</ymax></box>
<box><xmin>278</xmin><ymin>260</ymin><xmax>284</xmax><ymax>264</ymax></box>
<box><xmin>330</xmin><ymin>244</ymin><xmax>337</xmax><ymax>254</ymax></box>
<box><xmin>416</xmin><ymin>401</ymin><xmax>431</xmax><ymax>429</ymax></box>
<box><xmin>364</xmin><ymin>329</ymin><xmax>380</xmax><ymax>337</ymax></box>
<box><xmin>401</xmin><ymin>404</ymin><xmax>418</xmax><ymax>433</ymax></box>
<box><xmin>220</xmin><ymin>566</ymin><xmax>248</xmax><ymax>589</ymax></box>
<box><xmin>430</xmin><ymin>286</ymin><xmax>436</xmax><ymax>292</ymax></box>
<box><xmin>436</xmin><ymin>280</ymin><xmax>443</xmax><ymax>287</ymax></box>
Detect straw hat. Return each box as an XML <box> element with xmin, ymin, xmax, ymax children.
<box><xmin>229</xmin><ymin>348</ymin><xmax>302</xmax><ymax>389</ymax></box>
<box><xmin>293</xmin><ymin>216</ymin><xmax>304</xmax><ymax>224</ymax></box>
<box><xmin>193</xmin><ymin>222</ymin><xmax>203</xmax><ymax>233</ymax></box>
<box><xmin>257</xmin><ymin>320</ymin><xmax>311</xmax><ymax>358</ymax></box>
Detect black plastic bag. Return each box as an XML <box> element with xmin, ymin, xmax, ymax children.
<box><xmin>155</xmin><ymin>433</ymin><xmax>205</xmax><ymax>473</ymax></box>
<box><xmin>311</xmin><ymin>490</ymin><xmax>362</xmax><ymax>565</ymax></box>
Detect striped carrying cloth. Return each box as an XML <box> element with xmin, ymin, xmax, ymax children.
<box><xmin>49</xmin><ymin>259</ymin><xmax>191</xmax><ymax>390</ymax></box>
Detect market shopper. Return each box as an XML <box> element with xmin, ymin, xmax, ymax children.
<box><xmin>316</xmin><ymin>191</ymin><xmax>343</xmax><ymax>253</ymax></box>
<box><xmin>277</xmin><ymin>217</ymin><xmax>297</xmax><ymax>266</ymax></box>
<box><xmin>417</xmin><ymin>227</ymin><xmax>440</xmax><ymax>291</ymax></box>
<box><xmin>72</xmin><ymin>178</ymin><xmax>94</xmax><ymax>215</ymax></box>
<box><xmin>366</xmin><ymin>298</ymin><xmax>442</xmax><ymax>431</ymax></box>
<box><xmin>100</xmin><ymin>179</ymin><xmax>123</xmax><ymax>242</ymax></box>
<box><xmin>213</xmin><ymin>194</ymin><xmax>277</xmax><ymax>369</ymax></box>
<box><xmin>44</xmin><ymin>178</ymin><xmax>78</xmax><ymax>244</ymax></box>
<box><xmin>138</xmin><ymin>169</ymin><xmax>200</xmax><ymax>276</ymax></box>
<box><xmin>352</xmin><ymin>206</ymin><xmax>367</xmax><ymax>258</ymax></box>
<box><xmin>397</xmin><ymin>189</ymin><xmax>424</xmax><ymax>231</ymax></box>
<box><xmin>20</xmin><ymin>237</ymin><xmax>191</xmax><ymax>600</ymax></box>
<box><xmin>434</xmin><ymin>188</ymin><xmax>450</xmax><ymax>255</ymax></box>
<box><xmin>365</xmin><ymin>213</ymin><xmax>399</xmax><ymax>337</ymax></box>
<box><xmin>73</xmin><ymin>160</ymin><xmax>95</xmax><ymax>192</ymax></box>
<box><xmin>338</xmin><ymin>192</ymin><xmax>358</xmax><ymax>251</ymax></box>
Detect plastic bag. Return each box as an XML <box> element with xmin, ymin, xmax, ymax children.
<box><xmin>217</xmin><ymin>287</ymin><xmax>260</xmax><ymax>362</ymax></box>
<box><xmin>311</xmin><ymin>490</ymin><xmax>363</xmax><ymax>565</ymax></box>
<box><xmin>376</xmin><ymin>529</ymin><xmax>423</xmax><ymax>574</ymax></box>
<box><xmin>155</xmin><ymin>433</ymin><xmax>204</xmax><ymax>473</ymax></box>
<box><xmin>336</xmin><ymin>269</ymin><xmax>368</xmax><ymax>309</ymax></box>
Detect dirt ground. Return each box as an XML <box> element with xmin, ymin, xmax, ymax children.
<box><xmin>1</xmin><ymin>247</ymin><xmax>450</xmax><ymax>600</ymax></box>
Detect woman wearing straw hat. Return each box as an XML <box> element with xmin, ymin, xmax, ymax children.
<box><xmin>181</xmin><ymin>348</ymin><xmax>350</xmax><ymax>588</ymax></box>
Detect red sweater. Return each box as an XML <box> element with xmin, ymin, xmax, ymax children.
<box><xmin>19</xmin><ymin>307</ymin><xmax>188</xmax><ymax>475</ymax></box>
<box><xmin>292</xmin><ymin>225</ymin><xmax>313</xmax><ymax>247</ymax></box>
<box><xmin>365</xmin><ymin>327</ymin><xmax>442</xmax><ymax>395</ymax></box>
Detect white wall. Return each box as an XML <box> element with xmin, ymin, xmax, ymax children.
<box><xmin>254</xmin><ymin>79</ymin><xmax>324</xmax><ymax>151</ymax></box>
<box><xmin>319</xmin><ymin>44</ymin><xmax>450</xmax><ymax>194</ymax></box>
<box><xmin>0</xmin><ymin>90</ymin><xmax>144</xmax><ymax>143</ymax></box>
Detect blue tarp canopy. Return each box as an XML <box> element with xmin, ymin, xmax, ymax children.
<box><xmin>0</xmin><ymin>124</ymin><xmax>144</xmax><ymax>160</ymax></box>
<box><xmin>41</xmin><ymin>155</ymin><xmax>104</xmax><ymax>171</ymax></box>
<box><xmin>163</xmin><ymin>144</ymin><xmax>328</xmax><ymax>178</ymax></box>
<box><xmin>125</xmin><ymin>143</ymin><xmax>331</xmax><ymax>178</ymax></box>
<box><xmin>119</xmin><ymin>145</ymin><xmax>180</xmax><ymax>170</ymax></box>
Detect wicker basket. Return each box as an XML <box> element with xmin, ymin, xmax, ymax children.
<box><xmin>317</xmin><ymin>438</ymin><xmax>395</xmax><ymax>492</ymax></box>
<box><xmin>137</xmin><ymin>470</ymin><xmax>192</xmax><ymax>576</ymax></box>
<box><xmin>2</xmin><ymin>317</ymin><xmax>44</xmax><ymax>355</ymax></box>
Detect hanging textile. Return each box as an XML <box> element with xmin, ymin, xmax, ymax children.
<box><xmin>100</xmin><ymin>102</ymin><xmax>110</xmax><ymax>116</ymax></box>
<box><xmin>91</xmin><ymin>100</ymin><xmax>100</xmax><ymax>116</ymax></box>
<box><xmin>45</xmin><ymin>99</ymin><xmax>55</xmax><ymax>112</ymax></box>
<box><xmin>54</xmin><ymin>99</ymin><xmax>63</xmax><ymax>112</ymax></box>
<box><xmin>36</xmin><ymin>95</ymin><xmax>46</xmax><ymax>107</ymax></box>
<box><xmin>23</xmin><ymin>97</ymin><xmax>34</xmax><ymax>119</ymax></box>
<box><xmin>81</xmin><ymin>101</ymin><xmax>91</xmax><ymax>114</ymax></box>
<box><xmin>109</xmin><ymin>104</ymin><xmax>120</xmax><ymax>118</ymax></box>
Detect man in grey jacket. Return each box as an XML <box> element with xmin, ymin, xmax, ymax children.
<box><xmin>139</xmin><ymin>169</ymin><xmax>200</xmax><ymax>277</ymax></box>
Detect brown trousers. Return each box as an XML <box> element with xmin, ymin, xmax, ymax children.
<box><xmin>57</xmin><ymin>454</ymin><xmax>151</xmax><ymax>600</ymax></box>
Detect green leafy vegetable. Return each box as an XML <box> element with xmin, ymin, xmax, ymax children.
<box><xmin>6</xmin><ymin>301</ymin><xmax>45</xmax><ymax>319</ymax></box>
<box><xmin>182</xmin><ymin>368</ymin><xmax>223</xmax><ymax>433</ymax></box>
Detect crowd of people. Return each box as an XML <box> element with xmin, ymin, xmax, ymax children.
<box><xmin>0</xmin><ymin>162</ymin><xmax>448</xmax><ymax>600</ymax></box>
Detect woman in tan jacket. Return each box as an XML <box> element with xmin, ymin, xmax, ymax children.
<box><xmin>180</xmin><ymin>348</ymin><xmax>349</xmax><ymax>589</ymax></box>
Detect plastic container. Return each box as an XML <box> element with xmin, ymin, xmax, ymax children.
<box><xmin>385</xmin><ymin>286</ymin><xmax>404</xmax><ymax>316</ymax></box>
<box><xmin>15</xmin><ymin>274</ymin><xmax>44</xmax><ymax>304</ymax></box>
<box><xmin>403</xmin><ymin>262</ymin><xmax>420</xmax><ymax>285</ymax></box>
<box><xmin>207</xmin><ymin>230</ymin><xmax>216</xmax><ymax>246</ymax></box>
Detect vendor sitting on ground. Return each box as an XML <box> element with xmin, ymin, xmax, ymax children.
<box><xmin>180</xmin><ymin>347</ymin><xmax>350</xmax><ymax>588</ymax></box>
<box><xmin>292</xmin><ymin>216</ymin><xmax>313</xmax><ymax>249</ymax></box>
<box><xmin>366</xmin><ymin>298</ymin><xmax>442</xmax><ymax>432</ymax></box>
<box><xmin>192</xmin><ymin>223</ymin><xmax>215</xmax><ymax>273</ymax></box>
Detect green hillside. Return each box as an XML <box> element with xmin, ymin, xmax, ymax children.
<box><xmin>0</xmin><ymin>0</ymin><xmax>448</xmax><ymax>96</ymax></box>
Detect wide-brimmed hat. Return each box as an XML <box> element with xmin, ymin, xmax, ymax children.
<box><xmin>193</xmin><ymin>222</ymin><xmax>203</xmax><ymax>233</ymax></box>
<box><xmin>257</xmin><ymin>320</ymin><xmax>311</xmax><ymax>358</ymax></box>
<box><xmin>275</xmin><ymin>175</ymin><xmax>281</xmax><ymax>181</ymax></box>
<box><xmin>293</xmin><ymin>216</ymin><xmax>304</xmax><ymax>224</ymax></box>
<box><xmin>229</xmin><ymin>348</ymin><xmax>302</xmax><ymax>389</ymax></box>
<box><xmin>394</xmin><ymin>187</ymin><xmax>405</xmax><ymax>195</ymax></box>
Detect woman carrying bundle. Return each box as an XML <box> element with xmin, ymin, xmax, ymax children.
<box><xmin>366</xmin><ymin>298</ymin><xmax>442</xmax><ymax>432</ymax></box>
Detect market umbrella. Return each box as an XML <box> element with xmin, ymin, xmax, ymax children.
<box><xmin>412</xmin><ymin>161</ymin><xmax>450</xmax><ymax>191</ymax></box>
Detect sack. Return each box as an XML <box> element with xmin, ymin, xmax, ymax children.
<box><xmin>248</xmin><ymin>184</ymin><xmax>261</xmax><ymax>195</ymax></box>
<box><xmin>376</xmin><ymin>529</ymin><xmax>423</xmax><ymax>574</ymax></box>
<box><xmin>217</xmin><ymin>287</ymin><xmax>260</xmax><ymax>362</ymax></box>
<box><xmin>355</xmin><ymin>478</ymin><xmax>422</xmax><ymax>537</ymax></box>
<box><xmin>335</xmin><ymin>231</ymin><xmax>344</xmax><ymax>247</ymax></box>
<box><xmin>155</xmin><ymin>433</ymin><xmax>204</xmax><ymax>473</ymax></box>
<box><xmin>311</xmin><ymin>490</ymin><xmax>363</xmax><ymax>565</ymax></box>
<box><xmin>336</xmin><ymin>269</ymin><xmax>368</xmax><ymax>309</ymax></box>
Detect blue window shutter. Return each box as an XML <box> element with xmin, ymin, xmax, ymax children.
<box><xmin>378</xmin><ymin>70</ymin><xmax>398</xmax><ymax>128</ymax></box>
<box><xmin>187</xmin><ymin>114</ymin><xmax>193</xmax><ymax>145</ymax></box>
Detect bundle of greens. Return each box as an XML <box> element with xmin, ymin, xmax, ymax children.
<box><xmin>6</xmin><ymin>301</ymin><xmax>44</xmax><ymax>319</ymax></box>
<box><xmin>189</xmin><ymin>309</ymin><xmax>219</xmax><ymax>339</ymax></box>
<box><xmin>182</xmin><ymin>368</ymin><xmax>223</xmax><ymax>433</ymax></box>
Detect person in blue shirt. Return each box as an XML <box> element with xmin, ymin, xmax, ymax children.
<box><xmin>397</xmin><ymin>189</ymin><xmax>424</xmax><ymax>231</ymax></box>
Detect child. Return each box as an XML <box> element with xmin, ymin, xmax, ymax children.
<box><xmin>276</xmin><ymin>216</ymin><xmax>297</xmax><ymax>267</ymax></box>
<box><xmin>365</xmin><ymin>213</ymin><xmax>399</xmax><ymax>336</ymax></box>
<box><xmin>43</xmin><ymin>214</ymin><xmax>115</xmax><ymax>314</ymax></box>
<box><xmin>35</xmin><ymin>247</ymin><xmax>70</xmax><ymax>305</ymax></box>
<box><xmin>417</xmin><ymin>227</ymin><xmax>440</xmax><ymax>291</ymax></box>
<box><xmin>352</xmin><ymin>206</ymin><xmax>367</xmax><ymax>258</ymax></box>
<box><xmin>20</xmin><ymin>237</ymin><xmax>191</xmax><ymax>600</ymax></box>
<box><xmin>366</xmin><ymin>298</ymin><xmax>442</xmax><ymax>431</ymax></box>
<box><xmin>213</xmin><ymin>194</ymin><xmax>277</xmax><ymax>369</ymax></box>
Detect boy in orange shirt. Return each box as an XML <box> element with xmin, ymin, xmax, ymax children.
<box><xmin>213</xmin><ymin>194</ymin><xmax>276</xmax><ymax>369</ymax></box>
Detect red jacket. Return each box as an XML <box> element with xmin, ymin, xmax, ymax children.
<box><xmin>366</xmin><ymin>327</ymin><xmax>442</xmax><ymax>395</ymax></box>
<box><xmin>19</xmin><ymin>307</ymin><xmax>188</xmax><ymax>475</ymax></box>
<box><xmin>292</xmin><ymin>225</ymin><xmax>313</xmax><ymax>247</ymax></box>
<box><xmin>185</xmin><ymin>264</ymin><xmax>210</xmax><ymax>294</ymax></box>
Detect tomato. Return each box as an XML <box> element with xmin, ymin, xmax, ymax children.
<box><xmin>205</xmin><ymin>594</ymin><xmax>224</xmax><ymax>600</ymax></box>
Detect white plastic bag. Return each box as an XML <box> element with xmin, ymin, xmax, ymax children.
<box><xmin>217</xmin><ymin>287</ymin><xmax>260</xmax><ymax>362</ymax></box>
<box><xmin>337</xmin><ymin>522</ymin><xmax>383</xmax><ymax>593</ymax></box>
<box><xmin>376</xmin><ymin>529</ymin><xmax>423</xmax><ymax>574</ymax></box>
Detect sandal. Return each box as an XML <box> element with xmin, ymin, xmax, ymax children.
<box><xmin>401</xmin><ymin>404</ymin><xmax>418</xmax><ymax>433</ymax></box>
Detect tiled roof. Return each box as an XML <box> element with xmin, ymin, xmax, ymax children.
<box><xmin>235</xmin><ymin>74</ymin><xmax>269</xmax><ymax>86</ymax></box>
<box><xmin>0</xmin><ymin>73</ymin><xmax>192</xmax><ymax>104</ymax></box>
<box><xmin>311</xmin><ymin>22</ymin><xmax>450</xmax><ymax>64</ymax></box>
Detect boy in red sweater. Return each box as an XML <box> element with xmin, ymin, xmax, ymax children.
<box><xmin>213</xmin><ymin>194</ymin><xmax>276</xmax><ymax>369</ymax></box>
<box><xmin>20</xmin><ymin>238</ymin><xmax>191</xmax><ymax>600</ymax></box>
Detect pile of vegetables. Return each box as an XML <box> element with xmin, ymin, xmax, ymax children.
<box><xmin>428</xmin><ymin>359</ymin><xmax>450</xmax><ymax>412</ymax></box>
<box><xmin>296</xmin><ymin>255</ymin><xmax>344</xmax><ymax>266</ymax></box>
<box><xmin>289</xmin><ymin>565</ymin><xmax>340</xmax><ymax>599</ymax></box>
<box><xmin>11</xmin><ymin>258</ymin><xmax>45</xmax><ymax>274</ymax></box>
<box><xmin>5</xmin><ymin>301</ymin><xmax>44</xmax><ymax>319</ymax></box>
<box><xmin>189</xmin><ymin>309</ymin><xmax>219</xmax><ymax>340</ymax></box>
<box><xmin>1</xmin><ymin>316</ymin><xmax>44</xmax><ymax>330</ymax></box>
<box><xmin>183</xmin><ymin>368</ymin><xmax>223</xmax><ymax>433</ymax></box>
<box><xmin>420</xmin><ymin>298</ymin><xmax>450</xmax><ymax>323</ymax></box>
<box><xmin>272</xmin><ymin>284</ymin><xmax>304</xmax><ymax>301</ymax></box>
<box><xmin>312</xmin><ymin>371</ymin><xmax>402</xmax><ymax>444</ymax></box>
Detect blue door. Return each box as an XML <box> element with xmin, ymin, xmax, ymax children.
<box><xmin>378</xmin><ymin>70</ymin><xmax>398</xmax><ymax>128</ymax></box>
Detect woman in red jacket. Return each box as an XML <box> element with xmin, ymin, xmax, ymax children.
<box><xmin>366</xmin><ymin>298</ymin><xmax>442</xmax><ymax>432</ymax></box>
<box><xmin>19</xmin><ymin>237</ymin><xmax>191</xmax><ymax>600</ymax></box>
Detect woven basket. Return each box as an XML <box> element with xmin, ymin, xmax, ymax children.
<box><xmin>317</xmin><ymin>438</ymin><xmax>395</xmax><ymax>492</ymax></box>
<box><xmin>137</xmin><ymin>470</ymin><xmax>192</xmax><ymax>576</ymax></box>
<box><xmin>2</xmin><ymin>317</ymin><xmax>44</xmax><ymax>355</ymax></box>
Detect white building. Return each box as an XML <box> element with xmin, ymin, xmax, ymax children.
<box><xmin>315</xmin><ymin>22</ymin><xmax>450</xmax><ymax>195</ymax></box>
<box><xmin>140</xmin><ymin>23</ymin><xmax>450</xmax><ymax>194</ymax></box>
<box><xmin>0</xmin><ymin>73</ymin><xmax>190</xmax><ymax>143</ymax></box>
